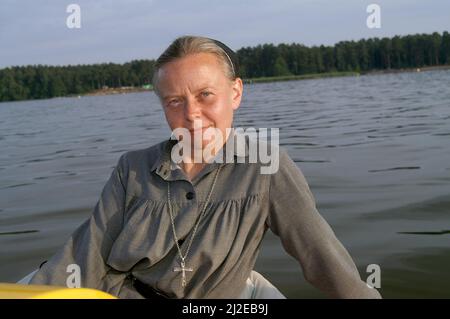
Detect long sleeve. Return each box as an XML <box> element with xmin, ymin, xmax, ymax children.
<box><xmin>29</xmin><ymin>153</ymin><xmax>128</xmax><ymax>291</ymax></box>
<box><xmin>266</xmin><ymin>148</ymin><xmax>381</xmax><ymax>299</ymax></box>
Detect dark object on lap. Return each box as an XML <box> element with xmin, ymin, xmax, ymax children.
<box><xmin>128</xmin><ymin>274</ymin><xmax>170</xmax><ymax>299</ymax></box>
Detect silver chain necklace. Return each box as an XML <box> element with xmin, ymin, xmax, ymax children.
<box><xmin>167</xmin><ymin>164</ymin><xmax>223</xmax><ymax>288</ymax></box>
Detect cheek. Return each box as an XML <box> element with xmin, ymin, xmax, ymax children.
<box><xmin>164</xmin><ymin>109</ymin><xmax>182</xmax><ymax>128</ymax></box>
<box><xmin>205</xmin><ymin>101</ymin><xmax>230</xmax><ymax>122</ymax></box>
<box><xmin>207</xmin><ymin>107</ymin><xmax>233</xmax><ymax>130</ymax></box>
<box><xmin>209</xmin><ymin>94</ymin><xmax>233</xmax><ymax>116</ymax></box>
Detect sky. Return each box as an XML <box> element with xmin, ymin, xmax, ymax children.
<box><xmin>1</xmin><ymin>0</ymin><xmax>450</xmax><ymax>68</ymax></box>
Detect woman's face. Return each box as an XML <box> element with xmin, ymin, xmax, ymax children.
<box><xmin>155</xmin><ymin>52</ymin><xmax>243</xmax><ymax>151</ymax></box>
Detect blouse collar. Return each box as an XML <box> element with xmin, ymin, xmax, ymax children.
<box><xmin>150</xmin><ymin>127</ymin><xmax>249</xmax><ymax>181</ymax></box>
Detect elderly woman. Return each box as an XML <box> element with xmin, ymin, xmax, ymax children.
<box><xmin>30</xmin><ymin>36</ymin><xmax>381</xmax><ymax>299</ymax></box>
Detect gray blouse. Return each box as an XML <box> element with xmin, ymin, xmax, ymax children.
<box><xmin>30</xmin><ymin>130</ymin><xmax>381</xmax><ymax>299</ymax></box>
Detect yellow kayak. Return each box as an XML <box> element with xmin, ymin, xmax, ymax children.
<box><xmin>0</xmin><ymin>270</ymin><xmax>116</xmax><ymax>299</ymax></box>
<box><xmin>0</xmin><ymin>282</ymin><xmax>116</xmax><ymax>299</ymax></box>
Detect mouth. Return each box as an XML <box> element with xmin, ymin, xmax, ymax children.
<box><xmin>188</xmin><ymin>125</ymin><xmax>213</xmax><ymax>133</ymax></box>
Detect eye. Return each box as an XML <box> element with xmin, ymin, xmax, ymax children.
<box><xmin>200</xmin><ymin>91</ymin><xmax>212</xmax><ymax>98</ymax></box>
<box><xmin>167</xmin><ymin>98</ymin><xmax>182</xmax><ymax>107</ymax></box>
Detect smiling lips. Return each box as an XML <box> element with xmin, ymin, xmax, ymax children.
<box><xmin>188</xmin><ymin>125</ymin><xmax>212</xmax><ymax>133</ymax></box>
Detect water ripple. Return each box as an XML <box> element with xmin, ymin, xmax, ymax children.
<box><xmin>369</xmin><ymin>166</ymin><xmax>421</xmax><ymax>173</ymax></box>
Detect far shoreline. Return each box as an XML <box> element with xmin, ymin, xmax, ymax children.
<box><xmin>2</xmin><ymin>65</ymin><xmax>449</xmax><ymax>103</ymax></box>
<box><xmin>81</xmin><ymin>64</ymin><xmax>450</xmax><ymax>96</ymax></box>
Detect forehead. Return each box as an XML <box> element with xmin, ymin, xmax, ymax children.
<box><xmin>156</xmin><ymin>53</ymin><xmax>228</xmax><ymax>93</ymax></box>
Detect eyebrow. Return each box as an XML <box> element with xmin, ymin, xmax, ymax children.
<box><xmin>161</xmin><ymin>86</ymin><xmax>216</xmax><ymax>100</ymax></box>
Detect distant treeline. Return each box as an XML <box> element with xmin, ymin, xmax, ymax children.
<box><xmin>1</xmin><ymin>31</ymin><xmax>450</xmax><ymax>102</ymax></box>
<box><xmin>0</xmin><ymin>60</ymin><xmax>155</xmax><ymax>102</ymax></box>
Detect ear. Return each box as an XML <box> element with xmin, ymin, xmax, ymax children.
<box><xmin>230</xmin><ymin>78</ymin><xmax>243</xmax><ymax>111</ymax></box>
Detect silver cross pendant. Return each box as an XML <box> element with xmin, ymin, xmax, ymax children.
<box><xmin>173</xmin><ymin>260</ymin><xmax>193</xmax><ymax>287</ymax></box>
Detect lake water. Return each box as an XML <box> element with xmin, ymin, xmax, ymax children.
<box><xmin>1</xmin><ymin>70</ymin><xmax>450</xmax><ymax>298</ymax></box>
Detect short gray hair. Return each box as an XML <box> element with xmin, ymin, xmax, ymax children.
<box><xmin>152</xmin><ymin>35</ymin><xmax>239</xmax><ymax>95</ymax></box>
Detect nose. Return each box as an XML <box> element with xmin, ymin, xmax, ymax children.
<box><xmin>184</xmin><ymin>96</ymin><xmax>202</xmax><ymax>122</ymax></box>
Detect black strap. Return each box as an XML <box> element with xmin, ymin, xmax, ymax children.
<box><xmin>128</xmin><ymin>274</ymin><xmax>170</xmax><ymax>299</ymax></box>
<box><xmin>209</xmin><ymin>38</ymin><xmax>240</xmax><ymax>77</ymax></box>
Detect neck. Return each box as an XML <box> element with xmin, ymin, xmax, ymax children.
<box><xmin>179</xmin><ymin>128</ymin><xmax>233</xmax><ymax>180</ymax></box>
<box><xmin>182</xmin><ymin>128</ymin><xmax>233</xmax><ymax>163</ymax></box>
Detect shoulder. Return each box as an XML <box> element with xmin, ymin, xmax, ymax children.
<box><xmin>268</xmin><ymin>145</ymin><xmax>316</xmax><ymax>203</ymax></box>
<box><xmin>267</xmin><ymin>143</ymin><xmax>308</xmax><ymax>185</ymax></box>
